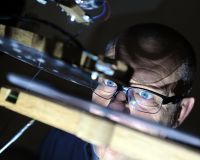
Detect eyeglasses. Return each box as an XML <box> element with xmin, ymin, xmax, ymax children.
<box><xmin>92</xmin><ymin>79</ymin><xmax>183</xmax><ymax>114</ymax></box>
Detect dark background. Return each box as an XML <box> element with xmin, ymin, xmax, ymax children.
<box><xmin>0</xmin><ymin>0</ymin><xmax>200</xmax><ymax>159</ymax></box>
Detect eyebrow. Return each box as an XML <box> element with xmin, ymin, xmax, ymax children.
<box><xmin>129</xmin><ymin>82</ymin><xmax>170</xmax><ymax>96</ymax></box>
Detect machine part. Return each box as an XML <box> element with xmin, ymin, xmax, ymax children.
<box><xmin>75</xmin><ymin>0</ymin><xmax>104</xmax><ymax>10</ymax></box>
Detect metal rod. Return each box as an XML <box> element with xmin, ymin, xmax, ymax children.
<box><xmin>0</xmin><ymin>119</ymin><xmax>35</xmax><ymax>154</ymax></box>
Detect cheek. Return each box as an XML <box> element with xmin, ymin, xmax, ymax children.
<box><xmin>129</xmin><ymin>109</ymin><xmax>159</xmax><ymax>123</ymax></box>
<box><xmin>92</xmin><ymin>93</ymin><xmax>111</xmax><ymax>106</ymax></box>
<box><xmin>154</xmin><ymin>104</ymin><xmax>177</xmax><ymax>126</ymax></box>
<box><xmin>129</xmin><ymin>105</ymin><xmax>176</xmax><ymax>126</ymax></box>
<box><xmin>107</xmin><ymin>91</ymin><xmax>129</xmax><ymax>112</ymax></box>
<box><xmin>108</xmin><ymin>101</ymin><xmax>130</xmax><ymax>113</ymax></box>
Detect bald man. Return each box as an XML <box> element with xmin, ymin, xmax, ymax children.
<box><xmin>40</xmin><ymin>23</ymin><xmax>196</xmax><ymax>160</ymax></box>
<box><xmin>91</xmin><ymin>23</ymin><xmax>196</xmax><ymax>159</ymax></box>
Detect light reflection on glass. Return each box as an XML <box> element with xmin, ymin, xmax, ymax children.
<box><xmin>0</xmin><ymin>36</ymin><xmax>97</xmax><ymax>90</ymax></box>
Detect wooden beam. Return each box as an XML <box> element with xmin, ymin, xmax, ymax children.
<box><xmin>0</xmin><ymin>87</ymin><xmax>200</xmax><ymax>160</ymax></box>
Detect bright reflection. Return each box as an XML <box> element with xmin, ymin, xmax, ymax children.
<box><xmin>52</xmin><ymin>69</ymin><xmax>58</xmax><ymax>73</ymax></box>
<box><xmin>0</xmin><ymin>39</ymin><xmax>4</xmax><ymax>45</ymax></box>
<box><xmin>82</xmin><ymin>15</ymin><xmax>90</xmax><ymax>22</ymax></box>
<box><xmin>91</xmin><ymin>71</ymin><xmax>98</xmax><ymax>80</ymax></box>
<box><xmin>11</xmin><ymin>42</ymin><xmax>19</xmax><ymax>48</ymax></box>
<box><xmin>37</xmin><ymin>58</ymin><xmax>45</xmax><ymax>63</ymax></box>
<box><xmin>17</xmin><ymin>55</ymin><xmax>22</xmax><ymax>59</ymax></box>
<box><xmin>13</xmin><ymin>48</ymin><xmax>22</xmax><ymax>53</ymax></box>
<box><xmin>36</xmin><ymin>0</ymin><xmax>47</xmax><ymax>5</ymax></box>
<box><xmin>70</xmin><ymin>15</ymin><xmax>76</xmax><ymax>22</ymax></box>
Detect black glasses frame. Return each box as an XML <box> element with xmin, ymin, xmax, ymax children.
<box><xmin>92</xmin><ymin>85</ymin><xmax>183</xmax><ymax>105</ymax></box>
<box><xmin>118</xmin><ymin>86</ymin><xmax>184</xmax><ymax>105</ymax></box>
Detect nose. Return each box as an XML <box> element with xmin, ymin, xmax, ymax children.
<box><xmin>112</xmin><ymin>86</ymin><xmax>128</xmax><ymax>102</ymax></box>
<box><xmin>113</xmin><ymin>90</ymin><xmax>127</xmax><ymax>102</ymax></box>
<box><xmin>108</xmin><ymin>91</ymin><xmax>130</xmax><ymax>114</ymax></box>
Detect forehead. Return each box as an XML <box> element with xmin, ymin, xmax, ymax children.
<box><xmin>129</xmin><ymin>64</ymin><xmax>185</xmax><ymax>95</ymax></box>
<box><xmin>105</xmin><ymin>39</ymin><xmax>188</xmax><ymax>94</ymax></box>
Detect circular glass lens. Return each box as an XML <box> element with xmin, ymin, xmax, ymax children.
<box><xmin>93</xmin><ymin>78</ymin><xmax>118</xmax><ymax>100</ymax></box>
<box><xmin>127</xmin><ymin>88</ymin><xmax>163</xmax><ymax>113</ymax></box>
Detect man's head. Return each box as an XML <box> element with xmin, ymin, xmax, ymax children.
<box><xmin>93</xmin><ymin>23</ymin><xmax>196</xmax><ymax>128</ymax></box>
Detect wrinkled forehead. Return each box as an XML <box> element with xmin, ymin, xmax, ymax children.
<box><xmin>105</xmin><ymin>39</ymin><xmax>186</xmax><ymax>87</ymax></box>
<box><xmin>129</xmin><ymin>64</ymin><xmax>187</xmax><ymax>96</ymax></box>
<box><xmin>130</xmin><ymin>64</ymin><xmax>186</xmax><ymax>89</ymax></box>
<box><xmin>129</xmin><ymin>55</ymin><xmax>184</xmax><ymax>85</ymax></box>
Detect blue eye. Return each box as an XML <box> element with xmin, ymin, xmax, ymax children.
<box><xmin>139</xmin><ymin>91</ymin><xmax>153</xmax><ymax>100</ymax></box>
<box><xmin>103</xmin><ymin>79</ymin><xmax>117</xmax><ymax>87</ymax></box>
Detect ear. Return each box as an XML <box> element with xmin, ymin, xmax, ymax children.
<box><xmin>175</xmin><ymin>97</ymin><xmax>195</xmax><ymax>127</ymax></box>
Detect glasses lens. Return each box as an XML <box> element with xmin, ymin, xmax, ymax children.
<box><xmin>93</xmin><ymin>78</ymin><xmax>118</xmax><ymax>100</ymax></box>
<box><xmin>127</xmin><ymin>88</ymin><xmax>163</xmax><ymax>113</ymax></box>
